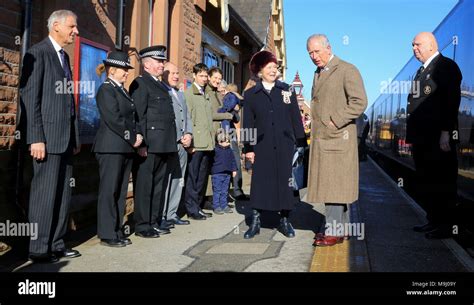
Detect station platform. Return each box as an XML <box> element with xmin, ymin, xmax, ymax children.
<box><xmin>13</xmin><ymin>158</ymin><xmax>474</xmax><ymax>272</ymax></box>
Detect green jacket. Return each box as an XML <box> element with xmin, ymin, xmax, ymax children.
<box><xmin>205</xmin><ymin>85</ymin><xmax>233</xmax><ymax>133</ymax></box>
<box><xmin>184</xmin><ymin>83</ymin><xmax>215</xmax><ymax>151</ymax></box>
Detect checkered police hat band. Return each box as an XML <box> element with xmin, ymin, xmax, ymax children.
<box><xmin>105</xmin><ymin>59</ymin><xmax>129</xmax><ymax>66</ymax></box>
<box><xmin>141</xmin><ymin>50</ymin><xmax>166</xmax><ymax>58</ymax></box>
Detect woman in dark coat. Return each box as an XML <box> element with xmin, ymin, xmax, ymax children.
<box><xmin>92</xmin><ymin>51</ymin><xmax>142</xmax><ymax>247</ymax></box>
<box><xmin>242</xmin><ymin>51</ymin><xmax>307</xmax><ymax>239</ymax></box>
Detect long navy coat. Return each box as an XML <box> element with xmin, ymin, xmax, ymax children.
<box><xmin>243</xmin><ymin>80</ymin><xmax>306</xmax><ymax>211</ymax></box>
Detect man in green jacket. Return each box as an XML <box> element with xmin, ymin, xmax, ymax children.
<box><xmin>183</xmin><ymin>63</ymin><xmax>214</xmax><ymax>220</ymax></box>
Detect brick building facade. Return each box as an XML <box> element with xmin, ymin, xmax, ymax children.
<box><xmin>0</xmin><ymin>0</ymin><xmax>286</xmax><ymax>264</ymax></box>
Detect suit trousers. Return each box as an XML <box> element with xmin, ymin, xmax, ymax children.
<box><xmin>28</xmin><ymin>147</ymin><xmax>73</xmax><ymax>255</ymax></box>
<box><xmin>230</xmin><ymin>140</ymin><xmax>243</xmax><ymax>195</ymax></box>
<box><xmin>323</xmin><ymin>203</ymin><xmax>349</xmax><ymax>237</ymax></box>
<box><xmin>184</xmin><ymin>150</ymin><xmax>211</xmax><ymax>216</ymax></box>
<box><xmin>163</xmin><ymin>145</ymin><xmax>188</xmax><ymax>221</ymax></box>
<box><xmin>412</xmin><ymin>142</ymin><xmax>457</xmax><ymax>227</ymax></box>
<box><xmin>96</xmin><ymin>153</ymin><xmax>133</xmax><ymax>240</ymax></box>
<box><xmin>134</xmin><ymin>152</ymin><xmax>172</xmax><ymax>232</ymax></box>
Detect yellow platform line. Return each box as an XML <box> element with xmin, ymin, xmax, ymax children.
<box><xmin>310</xmin><ymin>240</ymin><xmax>350</xmax><ymax>272</ymax></box>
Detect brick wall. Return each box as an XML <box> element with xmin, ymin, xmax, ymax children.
<box><xmin>182</xmin><ymin>0</ymin><xmax>203</xmax><ymax>81</ymax></box>
<box><xmin>0</xmin><ymin>0</ymin><xmax>21</xmax><ymax>151</ymax></box>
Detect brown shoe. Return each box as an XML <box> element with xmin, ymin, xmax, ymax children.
<box><xmin>313</xmin><ymin>236</ymin><xmax>343</xmax><ymax>247</ymax></box>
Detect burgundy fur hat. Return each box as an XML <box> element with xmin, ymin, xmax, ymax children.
<box><xmin>249</xmin><ymin>50</ymin><xmax>278</xmax><ymax>76</ymax></box>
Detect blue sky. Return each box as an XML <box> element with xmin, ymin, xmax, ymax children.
<box><xmin>283</xmin><ymin>0</ymin><xmax>458</xmax><ymax>108</ymax></box>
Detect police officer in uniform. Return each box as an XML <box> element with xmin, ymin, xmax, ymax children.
<box><xmin>93</xmin><ymin>51</ymin><xmax>141</xmax><ymax>247</ymax></box>
<box><xmin>130</xmin><ymin>45</ymin><xmax>178</xmax><ymax>238</ymax></box>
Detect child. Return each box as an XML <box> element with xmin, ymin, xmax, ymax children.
<box><xmin>211</xmin><ymin>132</ymin><xmax>237</xmax><ymax>214</ymax></box>
<box><xmin>218</xmin><ymin>83</ymin><xmax>243</xmax><ymax>132</ymax></box>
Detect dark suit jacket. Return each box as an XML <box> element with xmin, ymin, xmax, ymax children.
<box><xmin>92</xmin><ymin>79</ymin><xmax>141</xmax><ymax>153</ymax></box>
<box><xmin>19</xmin><ymin>37</ymin><xmax>80</xmax><ymax>154</ymax></box>
<box><xmin>129</xmin><ymin>72</ymin><xmax>177</xmax><ymax>153</ymax></box>
<box><xmin>407</xmin><ymin>54</ymin><xmax>462</xmax><ymax>145</ymax></box>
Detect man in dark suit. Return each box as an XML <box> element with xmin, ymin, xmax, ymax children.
<box><xmin>130</xmin><ymin>45</ymin><xmax>178</xmax><ymax>238</ymax></box>
<box><xmin>407</xmin><ymin>32</ymin><xmax>462</xmax><ymax>239</ymax></box>
<box><xmin>19</xmin><ymin>10</ymin><xmax>81</xmax><ymax>263</ymax></box>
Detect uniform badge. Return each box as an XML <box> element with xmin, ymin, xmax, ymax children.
<box><xmin>423</xmin><ymin>85</ymin><xmax>432</xmax><ymax>95</ymax></box>
<box><xmin>282</xmin><ymin>90</ymin><xmax>292</xmax><ymax>104</ymax></box>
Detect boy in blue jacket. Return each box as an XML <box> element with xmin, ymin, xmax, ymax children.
<box><xmin>211</xmin><ymin>132</ymin><xmax>237</xmax><ymax>214</ymax></box>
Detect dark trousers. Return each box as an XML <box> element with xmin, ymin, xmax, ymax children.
<box><xmin>28</xmin><ymin>148</ymin><xmax>73</xmax><ymax>255</ymax></box>
<box><xmin>412</xmin><ymin>142</ymin><xmax>458</xmax><ymax>227</ymax></box>
<box><xmin>134</xmin><ymin>152</ymin><xmax>172</xmax><ymax>232</ymax></box>
<box><xmin>230</xmin><ymin>140</ymin><xmax>243</xmax><ymax>195</ymax></box>
<box><xmin>211</xmin><ymin>173</ymin><xmax>231</xmax><ymax>209</ymax></box>
<box><xmin>96</xmin><ymin>153</ymin><xmax>133</xmax><ymax>240</ymax></box>
<box><xmin>184</xmin><ymin>150</ymin><xmax>211</xmax><ymax>216</ymax></box>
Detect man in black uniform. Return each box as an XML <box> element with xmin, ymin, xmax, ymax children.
<box><xmin>407</xmin><ymin>32</ymin><xmax>462</xmax><ymax>239</ymax></box>
<box><xmin>130</xmin><ymin>45</ymin><xmax>178</xmax><ymax>238</ymax></box>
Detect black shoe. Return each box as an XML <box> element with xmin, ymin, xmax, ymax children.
<box><xmin>244</xmin><ymin>209</ymin><xmax>261</xmax><ymax>239</ymax></box>
<box><xmin>413</xmin><ymin>223</ymin><xmax>438</xmax><ymax>233</ymax></box>
<box><xmin>159</xmin><ymin>220</ymin><xmax>175</xmax><ymax>230</ymax></box>
<box><xmin>29</xmin><ymin>253</ymin><xmax>59</xmax><ymax>264</ymax></box>
<box><xmin>199</xmin><ymin>210</ymin><xmax>213</xmax><ymax>218</ymax></box>
<box><xmin>120</xmin><ymin>238</ymin><xmax>132</xmax><ymax>246</ymax></box>
<box><xmin>101</xmin><ymin>239</ymin><xmax>126</xmax><ymax>247</ymax></box>
<box><xmin>278</xmin><ymin>217</ymin><xmax>295</xmax><ymax>238</ymax></box>
<box><xmin>425</xmin><ymin>228</ymin><xmax>452</xmax><ymax>239</ymax></box>
<box><xmin>53</xmin><ymin>248</ymin><xmax>81</xmax><ymax>258</ymax></box>
<box><xmin>153</xmin><ymin>226</ymin><xmax>171</xmax><ymax>235</ymax></box>
<box><xmin>188</xmin><ymin>213</ymin><xmax>206</xmax><ymax>220</ymax></box>
<box><xmin>233</xmin><ymin>190</ymin><xmax>246</xmax><ymax>198</ymax></box>
<box><xmin>135</xmin><ymin>229</ymin><xmax>160</xmax><ymax>238</ymax></box>
<box><xmin>171</xmin><ymin>217</ymin><xmax>190</xmax><ymax>225</ymax></box>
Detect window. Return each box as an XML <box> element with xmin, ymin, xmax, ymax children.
<box><xmin>202</xmin><ymin>46</ymin><xmax>235</xmax><ymax>84</ymax></box>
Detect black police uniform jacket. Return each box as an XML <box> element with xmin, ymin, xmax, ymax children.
<box><xmin>92</xmin><ymin>78</ymin><xmax>140</xmax><ymax>153</ymax></box>
<box><xmin>243</xmin><ymin>80</ymin><xmax>307</xmax><ymax>211</ymax></box>
<box><xmin>406</xmin><ymin>54</ymin><xmax>462</xmax><ymax>146</ymax></box>
<box><xmin>129</xmin><ymin>72</ymin><xmax>178</xmax><ymax>153</ymax></box>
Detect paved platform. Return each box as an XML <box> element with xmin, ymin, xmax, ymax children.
<box><xmin>14</xmin><ymin>159</ymin><xmax>473</xmax><ymax>272</ymax></box>
<box><xmin>311</xmin><ymin>158</ymin><xmax>473</xmax><ymax>272</ymax></box>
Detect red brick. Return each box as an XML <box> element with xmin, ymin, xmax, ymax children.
<box><xmin>3</xmin><ymin>49</ymin><xmax>19</xmax><ymax>65</ymax></box>
<box><xmin>0</xmin><ymin>74</ymin><xmax>18</xmax><ymax>87</ymax></box>
<box><xmin>0</xmin><ymin>102</ymin><xmax>17</xmax><ymax>115</ymax></box>
<box><xmin>0</xmin><ymin>137</ymin><xmax>10</xmax><ymax>150</ymax></box>
<box><xmin>0</xmin><ymin>124</ymin><xmax>16</xmax><ymax>137</ymax></box>
<box><xmin>0</xmin><ymin>114</ymin><xmax>16</xmax><ymax>125</ymax></box>
<box><xmin>0</xmin><ymin>87</ymin><xmax>17</xmax><ymax>102</ymax></box>
<box><xmin>0</xmin><ymin>62</ymin><xmax>13</xmax><ymax>73</ymax></box>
